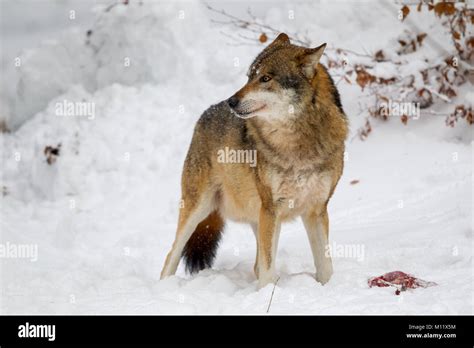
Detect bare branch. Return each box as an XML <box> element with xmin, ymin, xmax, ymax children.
<box><xmin>266</xmin><ymin>277</ymin><xmax>280</xmax><ymax>313</ymax></box>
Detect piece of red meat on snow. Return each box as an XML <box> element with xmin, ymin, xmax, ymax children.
<box><xmin>368</xmin><ymin>271</ymin><xmax>437</xmax><ymax>295</ymax></box>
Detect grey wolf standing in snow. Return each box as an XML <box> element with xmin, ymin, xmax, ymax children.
<box><xmin>161</xmin><ymin>33</ymin><xmax>348</xmax><ymax>289</ymax></box>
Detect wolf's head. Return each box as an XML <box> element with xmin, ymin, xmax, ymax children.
<box><xmin>228</xmin><ymin>33</ymin><xmax>326</xmax><ymax>120</ymax></box>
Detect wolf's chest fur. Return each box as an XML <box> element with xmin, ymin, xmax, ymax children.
<box><xmin>219</xmin><ymin>159</ymin><xmax>332</xmax><ymax>223</ymax></box>
<box><xmin>250</xmin><ymin>120</ymin><xmax>334</xmax><ymax>220</ymax></box>
<box><xmin>217</xmin><ymin>115</ymin><xmax>338</xmax><ymax>223</ymax></box>
<box><xmin>270</xmin><ymin>165</ymin><xmax>332</xmax><ymax>220</ymax></box>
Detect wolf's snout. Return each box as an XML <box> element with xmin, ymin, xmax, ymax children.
<box><xmin>227</xmin><ymin>96</ymin><xmax>240</xmax><ymax>109</ymax></box>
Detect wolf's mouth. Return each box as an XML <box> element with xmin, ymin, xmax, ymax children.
<box><xmin>234</xmin><ymin>104</ymin><xmax>266</xmax><ymax>118</ymax></box>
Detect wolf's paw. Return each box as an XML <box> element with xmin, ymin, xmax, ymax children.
<box><xmin>316</xmin><ymin>268</ymin><xmax>333</xmax><ymax>285</ymax></box>
<box><xmin>257</xmin><ymin>273</ymin><xmax>277</xmax><ymax>289</ymax></box>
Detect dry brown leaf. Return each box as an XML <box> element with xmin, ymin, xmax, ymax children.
<box><xmin>401</xmin><ymin>5</ymin><xmax>410</xmax><ymax>21</ymax></box>
<box><xmin>355</xmin><ymin>67</ymin><xmax>376</xmax><ymax>90</ymax></box>
<box><xmin>434</xmin><ymin>2</ymin><xmax>455</xmax><ymax>17</ymax></box>
<box><xmin>417</xmin><ymin>33</ymin><xmax>428</xmax><ymax>44</ymax></box>
<box><xmin>375</xmin><ymin>50</ymin><xmax>385</xmax><ymax>62</ymax></box>
<box><xmin>401</xmin><ymin>115</ymin><xmax>408</xmax><ymax>125</ymax></box>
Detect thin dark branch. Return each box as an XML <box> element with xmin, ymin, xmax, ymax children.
<box><xmin>266</xmin><ymin>277</ymin><xmax>280</xmax><ymax>313</ymax></box>
<box><xmin>206</xmin><ymin>3</ymin><xmax>373</xmax><ymax>59</ymax></box>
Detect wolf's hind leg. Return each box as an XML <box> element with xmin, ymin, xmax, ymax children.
<box><xmin>160</xmin><ymin>190</ymin><xmax>216</xmax><ymax>279</ymax></box>
<box><xmin>302</xmin><ymin>206</ymin><xmax>333</xmax><ymax>285</ymax></box>
<box><xmin>250</xmin><ymin>223</ymin><xmax>259</xmax><ymax>278</ymax></box>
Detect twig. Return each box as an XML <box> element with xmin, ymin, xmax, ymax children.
<box><xmin>425</xmin><ymin>86</ymin><xmax>452</xmax><ymax>103</ymax></box>
<box><xmin>205</xmin><ymin>2</ymin><xmax>372</xmax><ymax>59</ymax></box>
<box><xmin>266</xmin><ymin>277</ymin><xmax>280</xmax><ymax>313</ymax></box>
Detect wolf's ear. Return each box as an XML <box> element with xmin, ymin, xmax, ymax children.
<box><xmin>299</xmin><ymin>43</ymin><xmax>326</xmax><ymax>80</ymax></box>
<box><xmin>268</xmin><ymin>33</ymin><xmax>290</xmax><ymax>48</ymax></box>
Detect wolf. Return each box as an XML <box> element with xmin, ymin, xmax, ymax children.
<box><xmin>161</xmin><ymin>33</ymin><xmax>348</xmax><ymax>289</ymax></box>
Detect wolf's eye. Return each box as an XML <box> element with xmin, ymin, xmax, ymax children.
<box><xmin>260</xmin><ymin>75</ymin><xmax>272</xmax><ymax>83</ymax></box>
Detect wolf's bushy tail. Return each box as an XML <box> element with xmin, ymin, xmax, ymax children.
<box><xmin>182</xmin><ymin>210</ymin><xmax>225</xmax><ymax>274</ymax></box>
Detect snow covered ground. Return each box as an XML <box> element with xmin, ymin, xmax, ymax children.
<box><xmin>0</xmin><ymin>0</ymin><xmax>472</xmax><ymax>314</ymax></box>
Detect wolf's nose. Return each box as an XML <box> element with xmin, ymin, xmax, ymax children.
<box><xmin>227</xmin><ymin>96</ymin><xmax>239</xmax><ymax>108</ymax></box>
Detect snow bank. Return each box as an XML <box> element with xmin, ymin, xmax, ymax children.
<box><xmin>9</xmin><ymin>1</ymin><xmax>237</xmax><ymax>130</ymax></box>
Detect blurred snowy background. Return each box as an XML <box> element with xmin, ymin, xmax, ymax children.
<box><xmin>0</xmin><ymin>0</ymin><xmax>472</xmax><ymax>314</ymax></box>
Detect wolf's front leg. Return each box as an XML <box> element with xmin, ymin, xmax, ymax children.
<box><xmin>302</xmin><ymin>207</ymin><xmax>333</xmax><ymax>285</ymax></box>
<box><xmin>256</xmin><ymin>207</ymin><xmax>281</xmax><ymax>289</ymax></box>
